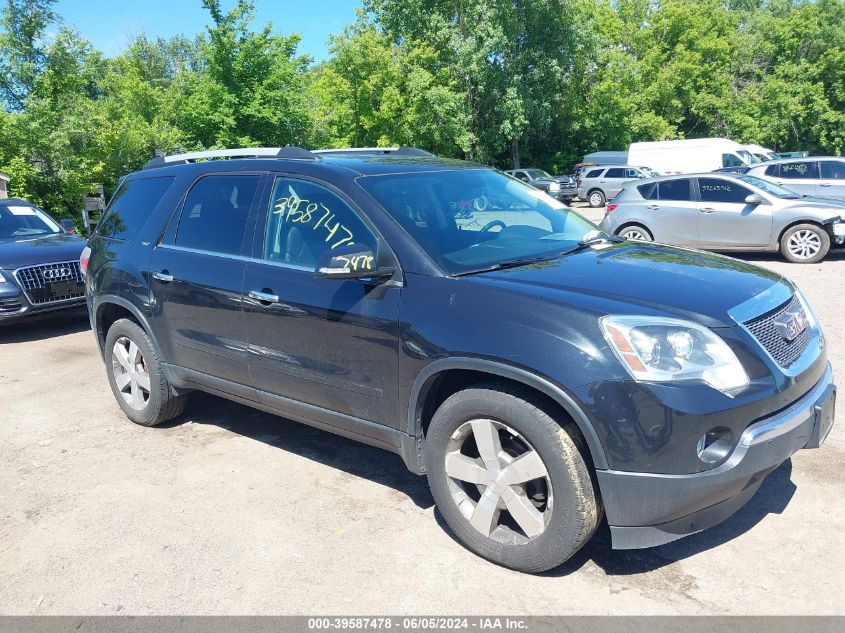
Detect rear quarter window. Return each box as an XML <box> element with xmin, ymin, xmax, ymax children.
<box><xmin>97</xmin><ymin>176</ymin><xmax>176</xmax><ymax>240</ymax></box>
<box><xmin>637</xmin><ymin>183</ymin><xmax>658</xmax><ymax>200</ymax></box>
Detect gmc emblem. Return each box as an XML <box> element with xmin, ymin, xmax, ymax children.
<box><xmin>774</xmin><ymin>308</ymin><xmax>809</xmax><ymax>342</ymax></box>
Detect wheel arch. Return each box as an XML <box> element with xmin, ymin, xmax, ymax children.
<box><xmin>776</xmin><ymin>218</ymin><xmax>834</xmax><ymax>245</ymax></box>
<box><xmin>407</xmin><ymin>358</ymin><xmax>609</xmax><ymax>472</ymax></box>
<box><xmin>615</xmin><ymin>221</ymin><xmax>653</xmax><ymax>239</ymax></box>
<box><xmin>94</xmin><ymin>296</ymin><xmax>159</xmax><ymax>359</ymax></box>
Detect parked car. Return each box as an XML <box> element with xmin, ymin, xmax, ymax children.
<box><xmin>599</xmin><ymin>173</ymin><xmax>845</xmax><ymax>263</ymax></box>
<box><xmin>738</xmin><ymin>143</ymin><xmax>778</xmax><ymax>162</ymax></box>
<box><xmin>0</xmin><ymin>198</ymin><xmax>87</xmax><ymax>321</ymax></box>
<box><xmin>746</xmin><ymin>157</ymin><xmax>845</xmax><ymax>201</ymax></box>
<box><xmin>84</xmin><ymin>146</ymin><xmax>835</xmax><ymax>573</ymax></box>
<box><xmin>576</xmin><ymin>164</ymin><xmax>657</xmax><ymax>207</ymax></box>
<box><xmin>628</xmin><ymin>138</ymin><xmax>757</xmax><ymax>174</ymax></box>
<box><xmin>503</xmin><ymin>168</ymin><xmax>576</xmax><ymax>203</ymax></box>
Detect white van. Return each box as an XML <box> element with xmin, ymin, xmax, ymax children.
<box><xmin>628</xmin><ymin>138</ymin><xmax>757</xmax><ymax>174</ymax></box>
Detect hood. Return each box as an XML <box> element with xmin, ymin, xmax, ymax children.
<box><xmin>785</xmin><ymin>196</ymin><xmax>845</xmax><ymax>214</ymax></box>
<box><xmin>0</xmin><ymin>233</ymin><xmax>87</xmax><ymax>270</ymax></box>
<box><xmin>536</xmin><ymin>175</ymin><xmax>575</xmax><ymax>185</ymax></box>
<box><xmin>470</xmin><ymin>242</ymin><xmax>788</xmax><ymax>328</ymax></box>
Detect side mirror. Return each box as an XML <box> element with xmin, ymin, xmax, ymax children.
<box><xmin>314</xmin><ymin>244</ymin><xmax>395</xmax><ymax>281</ymax></box>
<box><xmin>745</xmin><ymin>193</ymin><xmax>764</xmax><ymax>206</ymax></box>
<box><xmin>60</xmin><ymin>218</ymin><xmax>78</xmax><ymax>234</ymax></box>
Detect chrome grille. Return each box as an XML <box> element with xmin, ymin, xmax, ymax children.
<box><xmin>14</xmin><ymin>261</ymin><xmax>85</xmax><ymax>305</ymax></box>
<box><xmin>744</xmin><ymin>294</ymin><xmax>812</xmax><ymax>368</ymax></box>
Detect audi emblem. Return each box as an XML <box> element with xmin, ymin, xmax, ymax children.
<box><xmin>43</xmin><ymin>267</ymin><xmax>72</xmax><ymax>280</ymax></box>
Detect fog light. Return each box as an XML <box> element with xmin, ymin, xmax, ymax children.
<box><xmin>697</xmin><ymin>427</ymin><xmax>733</xmax><ymax>464</ymax></box>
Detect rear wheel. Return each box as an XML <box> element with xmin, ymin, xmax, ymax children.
<box><xmin>105</xmin><ymin>318</ymin><xmax>187</xmax><ymax>426</ymax></box>
<box><xmin>425</xmin><ymin>384</ymin><xmax>600</xmax><ymax>573</ymax></box>
<box><xmin>617</xmin><ymin>224</ymin><xmax>653</xmax><ymax>242</ymax></box>
<box><xmin>587</xmin><ymin>189</ymin><xmax>606</xmax><ymax>208</ymax></box>
<box><xmin>780</xmin><ymin>223</ymin><xmax>829</xmax><ymax>263</ymax></box>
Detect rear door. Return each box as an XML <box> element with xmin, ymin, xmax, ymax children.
<box><xmin>241</xmin><ymin>175</ymin><xmax>402</xmax><ymax>427</ymax></box>
<box><xmin>602</xmin><ymin>167</ymin><xmax>628</xmax><ymax>197</ymax></box>
<box><xmin>696</xmin><ymin>177</ymin><xmax>772</xmax><ymax>248</ymax></box>
<box><xmin>773</xmin><ymin>160</ymin><xmax>821</xmax><ymax>196</ymax></box>
<box><xmin>149</xmin><ymin>173</ymin><xmax>265</xmax><ymax>385</ymax></box>
<box><xmin>819</xmin><ymin>159</ymin><xmax>845</xmax><ymax>200</ymax></box>
<box><xmin>644</xmin><ymin>178</ymin><xmax>699</xmax><ymax>246</ymax></box>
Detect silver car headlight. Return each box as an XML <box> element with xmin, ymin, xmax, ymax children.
<box><xmin>600</xmin><ymin>315</ymin><xmax>749</xmax><ymax>393</ymax></box>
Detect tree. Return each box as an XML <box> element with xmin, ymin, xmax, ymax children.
<box><xmin>0</xmin><ymin>0</ymin><xmax>57</xmax><ymax>110</ymax></box>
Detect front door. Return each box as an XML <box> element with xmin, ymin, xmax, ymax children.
<box><xmin>819</xmin><ymin>159</ymin><xmax>845</xmax><ymax>200</ymax></box>
<box><xmin>696</xmin><ymin>177</ymin><xmax>773</xmax><ymax>248</ymax></box>
<box><xmin>242</xmin><ymin>176</ymin><xmax>401</xmax><ymax>427</ymax></box>
<box><xmin>149</xmin><ymin>173</ymin><xmax>264</xmax><ymax>385</ymax></box>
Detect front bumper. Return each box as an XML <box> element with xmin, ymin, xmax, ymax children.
<box><xmin>597</xmin><ymin>362</ymin><xmax>836</xmax><ymax>549</ymax></box>
<box><xmin>548</xmin><ymin>188</ymin><xmax>576</xmax><ymax>201</ymax></box>
<box><xmin>0</xmin><ymin>271</ymin><xmax>86</xmax><ymax>321</ymax></box>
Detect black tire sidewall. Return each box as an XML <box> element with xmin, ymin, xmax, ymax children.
<box><xmin>425</xmin><ymin>387</ymin><xmax>595</xmax><ymax>572</ymax></box>
<box><xmin>104</xmin><ymin>319</ymin><xmax>166</xmax><ymax>426</ymax></box>
<box><xmin>780</xmin><ymin>224</ymin><xmax>830</xmax><ymax>264</ymax></box>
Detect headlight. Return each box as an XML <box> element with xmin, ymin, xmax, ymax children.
<box><xmin>600</xmin><ymin>315</ymin><xmax>749</xmax><ymax>393</ymax></box>
<box><xmin>548</xmin><ymin>182</ymin><xmax>561</xmax><ymax>191</ymax></box>
<box><xmin>0</xmin><ymin>271</ymin><xmax>6</xmax><ymax>283</ymax></box>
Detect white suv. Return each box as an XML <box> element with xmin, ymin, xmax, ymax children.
<box><xmin>747</xmin><ymin>157</ymin><xmax>845</xmax><ymax>200</ymax></box>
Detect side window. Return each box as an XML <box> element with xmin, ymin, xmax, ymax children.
<box><xmin>605</xmin><ymin>168</ymin><xmax>625</xmax><ymax>178</ymax></box>
<box><xmin>657</xmin><ymin>179</ymin><xmax>692</xmax><ymax>201</ymax></box>
<box><xmin>625</xmin><ymin>168</ymin><xmax>641</xmax><ymax>178</ymax></box>
<box><xmin>820</xmin><ymin>161</ymin><xmax>845</xmax><ymax>180</ymax></box>
<box><xmin>97</xmin><ymin>177</ymin><xmax>175</xmax><ymax>240</ymax></box>
<box><xmin>637</xmin><ymin>182</ymin><xmax>658</xmax><ymax>200</ymax></box>
<box><xmin>780</xmin><ymin>161</ymin><xmax>819</xmax><ymax>179</ymax></box>
<box><xmin>765</xmin><ymin>164</ymin><xmax>780</xmax><ymax>177</ymax></box>
<box><xmin>722</xmin><ymin>153</ymin><xmax>744</xmax><ymax>168</ymax></box>
<box><xmin>698</xmin><ymin>178</ymin><xmax>751</xmax><ymax>203</ymax></box>
<box><xmin>586</xmin><ymin>169</ymin><xmax>603</xmax><ymax>178</ymax></box>
<box><xmin>264</xmin><ymin>178</ymin><xmax>377</xmax><ymax>268</ymax></box>
<box><xmin>175</xmin><ymin>175</ymin><xmax>261</xmax><ymax>256</ymax></box>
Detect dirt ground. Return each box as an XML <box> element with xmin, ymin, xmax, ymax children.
<box><xmin>1</xmin><ymin>213</ymin><xmax>843</xmax><ymax>615</ymax></box>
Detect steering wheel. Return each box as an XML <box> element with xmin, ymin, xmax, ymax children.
<box><xmin>479</xmin><ymin>220</ymin><xmax>507</xmax><ymax>235</ymax></box>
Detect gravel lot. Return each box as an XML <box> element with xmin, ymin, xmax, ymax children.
<box><xmin>1</xmin><ymin>208</ymin><xmax>843</xmax><ymax>615</ymax></box>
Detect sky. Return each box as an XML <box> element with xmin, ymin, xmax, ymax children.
<box><xmin>53</xmin><ymin>0</ymin><xmax>363</xmax><ymax>62</ymax></box>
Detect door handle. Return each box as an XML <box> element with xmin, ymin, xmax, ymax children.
<box><xmin>820</xmin><ymin>183</ymin><xmax>832</xmax><ymax>187</ymax></box>
<box><xmin>152</xmin><ymin>271</ymin><xmax>174</xmax><ymax>283</ymax></box>
<box><xmin>646</xmin><ymin>204</ymin><xmax>660</xmax><ymax>210</ymax></box>
<box><xmin>699</xmin><ymin>207</ymin><xmax>715</xmax><ymax>213</ymax></box>
<box><xmin>248</xmin><ymin>289</ymin><xmax>279</xmax><ymax>304</ymax></box>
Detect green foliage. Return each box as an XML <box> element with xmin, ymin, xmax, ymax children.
<box><xmin>0</xmin><ymin>0</ymin><xmax>842</xmax><ymax>220</ymax></box>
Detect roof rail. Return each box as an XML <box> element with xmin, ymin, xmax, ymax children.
<box><xmin>313</xmin><ymin>146</ymin><xmax>434</xmax><ymax>157</ymax></box>
<box><xmin>142</xmin><ymin>146</ymin><xmax>318</xmax><ymax>170</ymax></box>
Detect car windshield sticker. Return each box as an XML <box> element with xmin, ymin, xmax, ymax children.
<box><xmin>273</xmin><ymin>185</ymin><xmax>355</xmax><ymax>249</ymax></box>
<box><xmin>7</xmin><ymin>205</ymin><xmax>36</xmax><ymax>216</ymax></box>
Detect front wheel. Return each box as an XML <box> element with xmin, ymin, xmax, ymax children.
<box><xmin>780</xmin><ymin>223</ymin><xmax>830</xmax><ymax>263</ymax></box>
<box><xmin>425</xmin><ymin>384</ymin><xmax>600</xmax><ymax>573</ymax></box>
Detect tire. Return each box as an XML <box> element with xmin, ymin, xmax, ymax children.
<box><xmin>617</xmin><ymin>224</ymin><xmax>653</xmax><ymax>242</ymax></box>
<box><xmin>780</xmin><ymin>223</ymin><xmax>830</xmax><ymax>264</ymax></box>
<box><xmin>104</xmin><ymin>318</ymin><xmax>187</xmax><ymax>426</ymax></box>
<box><xmin>425</xmin><ymin>383</ymin><xmax>600</xmax><ymax>573</ymax></box>
<box><xmin>587</xmin><ymin>189</ymin><xmax>606</xmax><ymax>208</ymax></box>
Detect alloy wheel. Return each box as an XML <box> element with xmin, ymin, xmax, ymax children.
<box><xmin>444</xmin><ymin>419</ymin><xmax>553</xmax><ymax>545</ymax></box>
<box><xmin>787</xmin><ymin>230</ymin><xmax>821</xmax><ymax>260</ymax></box>
<box><xmin>589</xmin><ymin>192</ymin><xmax>604</xmax><ymax>207</ymax></box>
<box><xmin>621</xmin><ymin>228</ymin><xmax>650</xmax><ymax>241</ymax></box>
<box><xmin>111</xmin><ymin>336</ymin><xmax>151</xmax><ymax>411</ymax></box>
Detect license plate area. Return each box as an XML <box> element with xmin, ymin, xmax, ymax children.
<box><xmin>47</xmin><ymin>279</ymin><xmax>83</xmax><ymax>298</ymax></box>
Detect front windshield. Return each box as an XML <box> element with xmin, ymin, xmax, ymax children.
<box><xmin>640</xmin><ymin>167</ymin><xmax>659</xmax><ymax>177</ymax></box>
<box><xmin>526</xmin><ymin>169</ymin><xmax>551</xmax><ymax>179</ymax></box>
<box><xmin>737</xmin><ymin>175</ymin><xmax>801</xmax><ymax>199</ymax></box>
<box><xmin>737</xmin><ymin>150</ymin><xmax>760</xmax><ymax>164</ymax></box>
<box><xmin>359</xmin><ymin>169</ymin><xmax>597</xmax><ymax>275</ymax></box>
<box><xmin>0</xmin><ymin>204</ymin><xmax>61</xmax><ymax>238</ymax></box>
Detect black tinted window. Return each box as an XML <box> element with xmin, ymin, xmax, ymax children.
<box><xmin>722</xmin><ymin>153</ymin><xmax>744</xmax><ymax>168</ymax></box>
<box><xmin>175</xmin><ymin>175</ymin><xmax>261</xmax><ymax>255</ymax></box>
<box><xmin>264</xmin><ymin>178</ymin><xmax>376</xmax><ymax>268</ymax></box>
<box><xmin>605</xmin><ymin>168</ymin><xmax>625</xmax><ymax>178</ymax></box>
<box><xmin>637</xmin><ymin>183</ymin><xmax>658</xmax><ymax>200</ymax></box>
<box><xmin>780</xmin><ymin>161</ymin><xmax>819</xmax><ymax>179</ymax></box>
<box><xmin>98</xmin><ymin>177</ymin><xmax>175</xmax><ymax>240</ymax></box>
<box><xmin>658</xmin><ymin>179</ymin><xmax>692</xmax><ymax>201</ymax></box>
<box><xmin>820</xmin><ymin>161</ymin><xmax>845</xmax><ymax>179</ymax></box>
<box><xmin>698</xmin><ymin>178</ymin><xmax>752</xmax><ymax>203</ymax></box>
<box><xmin>765</xmin><ymin>164</ymin><xmax>780</xmax><ymax>177</ymax></box>
<box><xmin>586</xmin><ymin>169</ymin><xmax>603</xmax><ymax>178</ymax></box>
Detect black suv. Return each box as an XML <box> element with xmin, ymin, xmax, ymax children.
<box><xmin>83</xmin><ymin>146</ymin><xmax>836</xmax><ymax>573</ymax></box>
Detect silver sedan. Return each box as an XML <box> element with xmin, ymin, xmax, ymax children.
<box><xmin>598</xmin><ymin>173</ymin><xmax>845</xmax><ymax>263</ymax></box>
